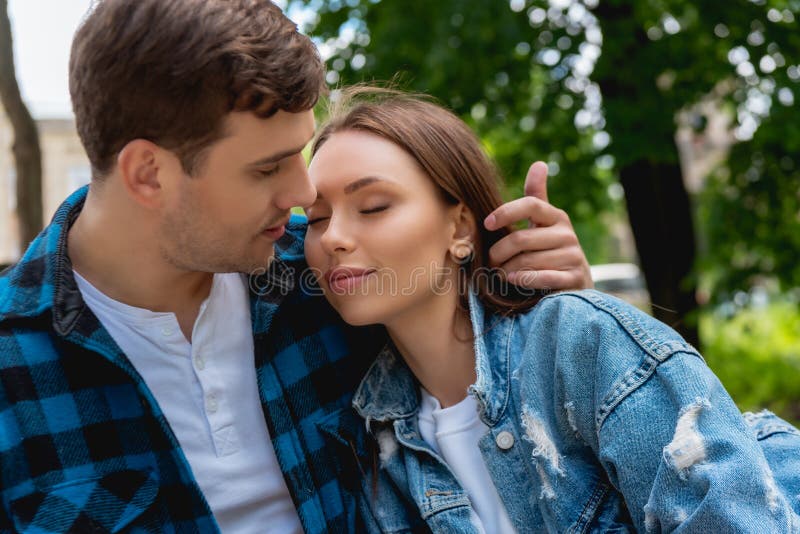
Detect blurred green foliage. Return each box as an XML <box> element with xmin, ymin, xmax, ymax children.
<box><xmin>701</xmin><ymin>301</ymin><xmax>800</xmax><ymax>424</ymax></box>
<box><xmin>295</xmin><ymin>0</ymin><xmax>800</xmax><ymax>309</ymax></box>
<box><xmin>698</xmin><ymin>99</ymin><xmax>800</xmax><ymax>304</ymax></box>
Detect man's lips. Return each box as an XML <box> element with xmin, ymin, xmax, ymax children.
<box><xmin>324</xmin><ymin>266</ymin><xmax>376</xmax><ymax>292</ymax></box>
<box><xmin>261</xmin><ymin>217</ymin><xmax>290</xmax><ymax>240</ymax></box>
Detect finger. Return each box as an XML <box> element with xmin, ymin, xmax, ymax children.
<box><xmin>484</xmin><ymin>196</ymin><xmax>564</xmax><ymax>231</ymax></box>
<box><xmin>495</xmin><ymin>248</ymin><xmax>583</xmax><ymax>275</ymax></box>
<box><xmin>507</xmin><ymin>263</ymin><xmax>594</xmax><ymax>290</ymax></box>
<box><xmin>507</xmin><ymin>269</ymin><xmax>579</xmax><ymax>291</ymax></box>
<box><xmin>524</xmin><ymin>161</ymin><xmax>549</xmax><ymax>203</ymax></box>
<box><xmin>488</xmin><ymin>227</ymin><xmax>578</xmax><ymax>266</ymax></box>
<box><xmin>580</xmin><ymin>264</ymin><xmax>595</xmax><ymax>289</ymax></box>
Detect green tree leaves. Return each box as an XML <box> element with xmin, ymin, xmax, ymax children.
<box><xmin>298</xmin><ymin>0</ymin><xmax>800</xmax><ymax>305</ymax></box>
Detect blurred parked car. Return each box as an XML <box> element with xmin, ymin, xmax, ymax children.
<box><xmin>590</xmin><ymin>263</ymin><xmax>651</xmax><ymax>313</ymax></box>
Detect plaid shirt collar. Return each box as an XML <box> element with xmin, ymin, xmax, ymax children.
<box><xmin>0</xmin><ymin>184</ymin><xmax>300</xmax><ymax>338</ymax></box>
<box><xmin>0</xmin><ymin>185</ymin><xmax>86</xmax><ymax>329</ymax></box>
<box><xmin>0</xmin><ymin>184</ymin><xmax>294</xmax><ymax>376</ymax></box>
<box><xmin>0</xmin><ymin>186</ymin><xmax>151</xmax><ymax>386</ymax></box>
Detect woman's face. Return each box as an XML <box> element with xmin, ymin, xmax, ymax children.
<box><xmin>304</xmin><ymin>130</ymin><xmax>462</xmax><ymax>327</ymax></box>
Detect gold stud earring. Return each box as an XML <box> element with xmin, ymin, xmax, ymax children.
<box><xmin>449</xmin><ymin>239</ymin><xmax>474</xmax><ymax>263</ymax></box>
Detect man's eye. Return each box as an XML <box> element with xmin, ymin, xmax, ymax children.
<box><xmin>361</xmin><ymin>205</ymin><xmax>389</xmax><ymax>215</ymax></box>
<box><xmin>257</xmin><ymin>165</ymin><xmax>280</xmax><ymax>178</ymax></box>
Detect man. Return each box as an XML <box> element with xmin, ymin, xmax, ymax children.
<box><xmin>0</xmin><ymin>1</ymin><xmax>591</xmax><ymax>532</ymax></box>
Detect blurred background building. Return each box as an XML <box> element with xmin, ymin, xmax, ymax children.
<box><xmin>0</xmin><ymin>111</ymin><xmax>89</xmax><ymax>264</ymax></box>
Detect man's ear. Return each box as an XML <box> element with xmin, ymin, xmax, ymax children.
<box><xmin>116</xmin><ymin>139</ymin><xmax>168</xmax><ymax>209</ymax></box>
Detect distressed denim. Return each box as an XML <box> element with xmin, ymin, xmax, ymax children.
<box><xmin>324</xmin><ymin>290</ymin><xmax>800</xmax><ymax>533</ymax></box>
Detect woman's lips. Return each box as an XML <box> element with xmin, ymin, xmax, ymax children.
<box><xmin>325</xmin><ymin>267</ymin><xmax>376</xmax><ymax>293</ymax></box>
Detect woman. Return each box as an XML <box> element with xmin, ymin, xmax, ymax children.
<box><xmin>303</xmin><ymin>88</ymin><xmax>800</xmax><ymax>533</ymax></box>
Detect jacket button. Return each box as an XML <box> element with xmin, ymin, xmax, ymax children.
<box><xmin>496</xmin><ymin>431</ymin><xmax>514</xmax><ymax>450</ymax></box>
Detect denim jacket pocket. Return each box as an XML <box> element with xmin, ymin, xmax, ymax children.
<box><xmin>744</xmin><ymin>409</ymin><xmax>800</xmax><ymax>504</ymax></box>
<box><xmin>7</xmin><ymin>469</ymin><xmax>159</xmax><ymax>533</ymax></box>
<box><xmin>744</xmin><ymin>410</ymin><xmax>800</xmax><ymax>441</ymax></box>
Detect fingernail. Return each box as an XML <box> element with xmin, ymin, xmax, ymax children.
<box><xmin>484</xmin><ymin>214</ymin><xmax>496</xmax><ymax>229</ymax></box>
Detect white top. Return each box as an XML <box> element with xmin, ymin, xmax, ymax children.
<box><xmin>418</xmin><ymin>388</ymin><xmax>516</xmax><ymax>534</ymax></box>
<box><xmin>74</xmin><ymin>271</ymin><xmax>302</xmax><ymax>534</ymax></box>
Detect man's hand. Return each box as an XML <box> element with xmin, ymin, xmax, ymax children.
<box><xmin>484</xmin><ymin>161</ymin><xmax>593</xmax><ymax>291</ymax></box>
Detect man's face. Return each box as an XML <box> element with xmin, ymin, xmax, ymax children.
<box><xmin>158</xmin><ymin>110</ymin><xmax>316</xmax><ymax>274</ymax></box>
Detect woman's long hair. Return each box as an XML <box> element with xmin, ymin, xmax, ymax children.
<box><xmin>313</xmin><ymin>86</ymin><xmax>540</xmax><ymax>316</ymax></box>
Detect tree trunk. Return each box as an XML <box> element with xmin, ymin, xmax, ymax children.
<box><xmin>618</xmin><ymin>162</ymin><xmax>699</xmax><ymax>348</ymax></box>
<box><xmin>0</xmin><ymin>0</ymin><xmax>43</xmax><ymax>250</ymax></box>
<box><xmin>594</xmin><ymin>0</ymin><xmax>699</xmax><ymax>348</ymax></box>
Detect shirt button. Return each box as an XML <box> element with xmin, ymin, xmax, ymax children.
<box><xmin>496</xmin><ymin>431</ymin><xmax>515</xmax><ymax>450</ymax></box>
<box><xmin>195</xmin><ymin>356</ymin><xmax>205</xmax><ymax>370</ymax></box>
<box><xmin>206</xmin><ymin>395</ymin><xmax>218</xmax><ymax>413</ymax></box>
<box><xmin>160</xmin><ymin>326</ymin><xmax>173</xmax><ymax>337</ymax></box>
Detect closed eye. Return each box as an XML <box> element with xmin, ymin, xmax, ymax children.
<box><xmin>307</xmin><ymin>216</ymin><xmax>329</xmax><ymax>225</ymax></box>
<box><xmin>257</xmin><ymin>165</ymin><xmax>280</xmax><ymax>178</ymax></box>
<box><xmin>360</xmin><ymin>205</ymin><xmax>389</xmax><ymax>215</ymax></box>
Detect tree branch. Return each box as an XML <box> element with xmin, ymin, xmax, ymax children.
<box><xmin>0</xmin><ymin>0</ymin><xmax>43</xmax><ymax>250</ymax></box>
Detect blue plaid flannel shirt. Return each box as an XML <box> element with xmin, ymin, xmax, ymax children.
<box><xmin>0</xmin><ymin>186</ymin><xmax>385</xmax><ymax>533</ymax></box>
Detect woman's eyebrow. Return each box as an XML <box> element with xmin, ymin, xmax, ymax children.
<box><xmin>315</xmin><ymin>175</ymin><xmax>392</xmax><ymax>200</ymax></box>
<box><xmin>344</xmin><ymin>176</ymin><xmax>386</xmax><ymax>194</ymax></box>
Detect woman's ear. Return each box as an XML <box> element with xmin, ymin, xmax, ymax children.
<box><xmin>448</xmin><ymin>203</ymin><xmax>477</xmax><ymax>262</ymax></box>
<box><xmin>451</xmin><ymin>203</ymin><xmax>477</xmax><ymax>240</ymax></box>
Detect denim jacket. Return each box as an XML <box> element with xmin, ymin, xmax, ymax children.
<box><xmin>322</xmin><ymin>290</ymin><xmax>800</xmax><ymax>533</ymax></box>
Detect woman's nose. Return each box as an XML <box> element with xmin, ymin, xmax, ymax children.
<box><xmin>319</xmin><ymin>216</ymin><xmax>354</xmax><ymax>255</ymax></box>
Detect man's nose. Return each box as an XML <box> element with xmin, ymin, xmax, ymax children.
<box><xmin>274</xmin><ymin>156</ymin><xmax>316</xmax><ymax>211</ymax></box>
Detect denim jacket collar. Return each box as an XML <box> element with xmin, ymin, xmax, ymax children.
<box><xmin>352</xmin><ymin>343</ymin><xmax>420</xmax><ymax>423</ymax></box>
<box><xmin>467</xmin><ymin>290</ymin><xmax>516</xmax><ymax>426</ymax></box>
<box><xmin>351</xmin><ymin>291</ymin><xmax>516</xmax><ymax>427</ymax></box>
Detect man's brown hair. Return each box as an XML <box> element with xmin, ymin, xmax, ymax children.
<box><xmin>69</xmin><ymin>0</ymin><xmax>325</xmax><ymax>178</ymax></box>
<box><xmin>313</xmin><ymin>87</ymin><xmax>541</xmax><ymax>316</ymax></box>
